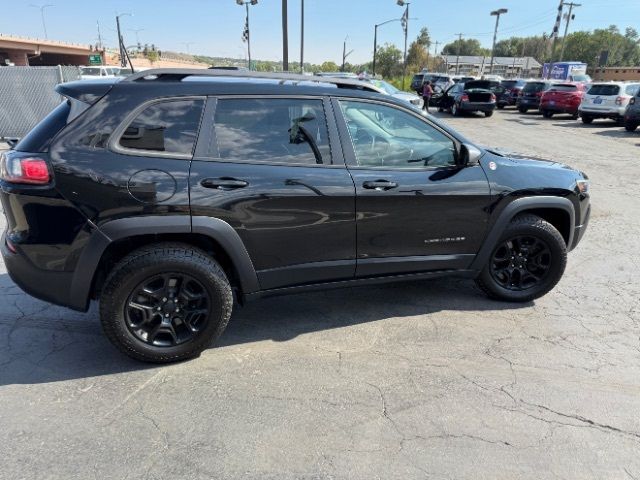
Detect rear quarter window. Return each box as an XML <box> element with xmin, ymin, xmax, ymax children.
<box><xmin>15</xmin><ymin>101</ymin><xmax>70</xmax><ymax>153</ymax></box>
<box><xmin>587</xmin><ymin>85</ymin><xmax>620</xmax><ymax>96</ymax></box>
<box><xmin>117</xmin><ymin>99</ymin><xmax>204</xmax><ymax>156</ymax></box>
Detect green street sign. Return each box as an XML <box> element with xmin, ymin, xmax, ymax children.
<box><xmin>88</xmin><ymin>54</ymin><xmax>102</xmax><ymax>65</ymax></box>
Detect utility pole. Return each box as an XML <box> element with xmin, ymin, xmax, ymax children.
<box><xmin>398</xmin><ymin>0</ymin><xmax>410</xmax><ymax>90</ymax></box>
<box><xmin>489</xmin><ymin>8</ymin><xmax>508</xmax><ymax>75</ymax></box>
<box><xmin>548</xmin><ymin>0</ymin><xmax>564</xmax><ymax>73</ymax></box>
<box><xmin>559</xmin><ymin>2</ymin><xmax>580</xmax><ymax>61</ymax></box>
<box><xmin>300</xmin><ymin>0</ymin><xmax>304</xmax><ymax>73</ymax></box>
<box><xmin>342</xmin><ymin>36</ymin><xmax>353</xmax><ymax>72</ymax></box>
<box><xmin>116</xmin><ymin>12</ymin><xmax>132</xmax><ymax>68</ymax></box>
<box><xmin>282</xmin><ymin>0</ymin><xmax>289</xmax><ymax>71</ymax></box>
<box><xmin>433</xmin><ymin>40</ymin><xmax>440</xmax><ymax>71</ymax></box>
<box><xmin>96</xmin><ymin>20</ymin><xmax>103</xmax><ymax>50</ymax></box>
<box><xmin>237</xmin><ymin>1</ymin><xmax>258</xmax><ymax>71</ymax></box>
<box><xmin>454</xmin><ymin>33</ymin><xmax>463</xmax><ymax>75</ymax></box>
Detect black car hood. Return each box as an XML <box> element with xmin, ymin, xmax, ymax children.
<box><xmin>483</xmin><ymin>147</ymin><xmax>561</xmax><ymax>168</ymax></box>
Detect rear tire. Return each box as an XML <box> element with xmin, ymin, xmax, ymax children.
<box><xmin>484</xmin><ymin>110</ymin><xmax>494</xmax><ymax>117</ymax></box>
<box><xmin>581</xmin><ymin>115</ymin><xmax>593</xmax><ymax>124</ymax></box>
<box><xmin>497</xmin><ymin>104</ymin><xmax>505</xmax><ymax>110</ymax></box>
<box><xmin>452</xmin><ymin>102</ymin><xmax>461</xmax><ymax>116</ymax></box>
<box><xmin>518</xmin><ymin>106</ymin><xmax>528</xmax><ymax>113</ymax></box>
<box><xmin>100</xmin><ymin>243</ymin><xmax>233</xmax><ymax>363</ymax></box>
<box><xmin>475</xmin><ymin>214</ymin><xmax>567</xmax><ymax>303</ymax></box>
<box><xmin>542</xmin><ymin>110</ymin><xmax>553</xmax><ymax>119</ymax></box>
<box><xmin>625</xmin><ymin>122</ymin><xmax>639</xmax><ymax>132</ymax></box>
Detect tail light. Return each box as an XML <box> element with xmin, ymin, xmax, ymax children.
<box><xmin>490</xmin><ymin>93</ymin><xmax>496</xmax><ymax>101</ymax></box>
<box><xmin>615</xmin><ymin>96</ymin><xmax>626</xmax><ymax>106</ymax></box>
<box><xmin>460</xmin><ymin>94</ymin><xmax>469</xmax><ymax>102</ymax></box>
<box><xmin>0</xmin><ymin>154</ymin><xmax>51</xmax><ymax>185</ymax></box>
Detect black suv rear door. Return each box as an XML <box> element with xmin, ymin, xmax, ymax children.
<box><xmin>332</xmin><ymin>97</ymin><xmax>491</xmax><ymax>277</ymax></box>
<box><xmin>190</xmin><ymin>96</ymin><xmax>356</xmax><ymax>290</ymax></box>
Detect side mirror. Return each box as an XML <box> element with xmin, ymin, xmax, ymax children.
<box><xmin>459</xmin><ymin>143</ymin><xmax>483</xmax><ymax>166</ymax></box>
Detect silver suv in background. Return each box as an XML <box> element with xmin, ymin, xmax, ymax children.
<box><xmin>579</xmin><ymin>82</ymin><xmax>640</xmax><ymax>124</ymax></box>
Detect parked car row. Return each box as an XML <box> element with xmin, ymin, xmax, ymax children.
<box><xmin>417</xmin><ymin>75</ymin><xmax>640</xmax><ymax>133</ymax></box>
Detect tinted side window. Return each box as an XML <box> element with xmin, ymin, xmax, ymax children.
<box><xmin>339</xmin><ymin>100</ymin><xmax>456</xmax><ymax>169</ymax></box>
<box><xmin>213</xmin><ymin>98</ymin><xmax>331</xmax><ymax>165</ymax></box>
<box><xmin>119</xmin><ymin>99</ymin><xmax>204</xmax><ymax>155</ymax></box>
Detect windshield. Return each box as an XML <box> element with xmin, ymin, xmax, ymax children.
<box><xmin>81</xmin><ymin>67</ymin><xmax>102</xmax><ymax>76</ymax></box>
<box><xmin>571</xmin><ymin>74</ymin><xmax>591</xmax><ymax>82</ymax></box>
<box><xmin>370</xmin><ymin>80</ymin><xmax>400</xmax><ymax>95</ymax></box>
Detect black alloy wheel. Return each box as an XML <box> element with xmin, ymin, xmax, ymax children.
<box><xmin>489</xmin><ymin>235</ymin><xmax>551</xmax><ymax>292</ymax></box>
<box><xmin>125</xmin><ymin>273</ymin><xmax>211</xmax><ymax>347</ymax></box>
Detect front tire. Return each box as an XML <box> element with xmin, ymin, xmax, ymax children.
<box><xmin>542</xmin><ymin>110</ymin><xmax>553</xmax><ymax>118</ymax></box>
<box><xmin>451</xmin><ymin>102</ymin><xmax>461</xmax><ymax>116</ymax></box>
<box><xmin>518</xmin><ymin>106</ymin><xmax>528</xmax><ymax>113</ymax></box>
<box><xmin>484</xmin><ymin>110</ymin><xmax>494</xmax><ymax>117</ymax></box>
<box><xmin>625</xmin><ymin>122</ymin><xmax>639</xmax><ymax>132</ymax></box>
<box><xmin>581</xmin><ymin>115</ymin><xmax>593</xmax><ymax>124</ymax></box>
<box><xmin>100</xmin><ymin>243</ymin><xmax>233</xmax><ymax>363</ymax></box>
<box><xmin>475</xmin><ymin>214</ymin><xmax>567</xmax><ymax>302</ymax></box>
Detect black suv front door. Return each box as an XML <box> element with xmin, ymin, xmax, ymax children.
<box><xmin>332</xmin><ymin>98</ymin><xmax>491</xmax><ymax>277</ymax></box>
<box><xmin>190</xmin><ymin>96</ymin><xmax>356</xmax><ymax>290</ymax></box>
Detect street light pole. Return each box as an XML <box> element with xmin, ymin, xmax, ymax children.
<box><xmin>489</xmin><ymin>8</ymin><xmax>508</xmax><ymax>75</ymax></box>
<box><xmin>341</xmin><ymin>36</ymin><xmax>353</xmax><ymax>72</ymax></box>
<box><xmin>30</xmin><ymin>4</ymin><xmax>54</xmax><ymax>39</ymax></box>
<box><xmin>300</xmin><ymin>0</ymin><xmax>304</xmax><ymax>73</ymax></box>
<box><xmin>373</xmin><ymin>18</ymin><xmax>402</xmax><ymax>76</ymax></box>
<box><xmin>454</xmin><ymin>33</ymin><xmax>463</xmax><ymax>75</ymax></box>
<box><xmin>282</xmin><ymin>0</ymin><xmax>289</xmax><ymax>71</ymax></box>
<box><xmin>397</xmin><ymin>0</ymin><xmax>410</xmax><ymax>90</ymax></box>
<box><xmin>237</xmin><ymin>0</ymin><xmax>258</xmax><ymax>71</ymax></box>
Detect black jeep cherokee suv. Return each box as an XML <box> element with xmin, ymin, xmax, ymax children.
<box><xmin>0</xmin><ymin>69</ymin><xmax>591</xmax><ymax>363</ymax></box>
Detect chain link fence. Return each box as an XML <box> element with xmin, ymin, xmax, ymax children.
<box><xmin>0</xmin><ymin>66</ymin><xmax>81</xmax><ymax>139</ymax></box>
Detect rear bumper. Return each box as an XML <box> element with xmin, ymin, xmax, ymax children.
<box><xmin>460</xmin><ymin>102</ymin><xmax>496</xmax><ymax>112</ymax></box>
<box><xmin>1</xmin><ymin>231</ymin><xmax>82</xmax><ymax>311</ymax></box>
<box><xmin>541</xmin><ymin>103</ymin><xmax>579</xmax><ymax>114</ymax></box>
<box><xmin>517</xmin><ymin>97</ymin><xmax>540</xmax><ymax>109</ymax></box>
<box><xmin>579</xmin><ymin>106</ymin><xmax>626</xmax><ymax>119</ymax></box>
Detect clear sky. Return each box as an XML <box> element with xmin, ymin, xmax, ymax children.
<box><xmin>2</xmin><ymin>0</ymin><xmax>639</xmax><ymax>64</ymax></box>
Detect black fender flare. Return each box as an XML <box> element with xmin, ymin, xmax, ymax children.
<box><xmin>69</xmin><ymin>215</ymin><xmax>260</xmax><ymax>311</ymax></box>
<box><xmin>469</xmin><ymin>196</ymin><xmax>575</xmax><ymax>272</ymax></box>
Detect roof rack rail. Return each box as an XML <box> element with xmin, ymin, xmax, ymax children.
<box><xmin>122</xmin><ymin>68</ymin><xmax>383</xmax><ymax>93</ymax></box>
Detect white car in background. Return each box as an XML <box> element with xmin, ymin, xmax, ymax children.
<box><xmin>579</xmin><ymin>82</ymin><xmax>640</xmax><ymax>124</ymax></box>
<box><xmin>80</xmin><ymin>66</ymin><xmax>118</xmax><ymax>80</ymax></box>
<box><xmin>366</xmin><ymin>79</ymin><xmax>424</xmax><ymax>109</ymax></box>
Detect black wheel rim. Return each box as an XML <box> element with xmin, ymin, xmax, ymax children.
<box><xmin>489</xmin><ymin>235</ymin><xmax>552</xmax><ymax>291</ymax></box>
<box><xmin>125</xmin><ymin>273</ymin><xmax>211</xmax><ymax>347</ymax></box>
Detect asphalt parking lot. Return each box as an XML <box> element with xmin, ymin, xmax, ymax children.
<box><xmin>1</xmin><ymin>108</ymin><xmax>639</xmax><ymax>480</ymax></box>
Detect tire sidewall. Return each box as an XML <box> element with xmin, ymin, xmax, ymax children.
<box><xmin>478</xmin><ymin>219</ymin><xmax>567</xmax><ymax>302</ymax></box>
<box><xmin>101</xmin><ymin>251</ymin><xmax>232</xmax><ymax>362</ymax></box>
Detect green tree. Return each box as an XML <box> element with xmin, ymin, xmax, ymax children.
<box><xmin>406</xmin><ymin>28</ymin><xmax>431</xmax><ymax>72</ymax></box>
<box><xmin>441</xmin><ymin>38</ymin><xmax>490</xmax><ymax>56</ymax></box>
<box><xmin>319</xmin><ymin>61</ymin><xmax>339</xmax><ymax>72</ymax></box>
<box><xmin>146</xmin><ymin>50</ymin><xmax>159</xmax><ymax>65</ymax></box>
<box><xmin>375</xmin><ymin>43</ymin><xmax>403</xmax><ymax>78</ymax></box>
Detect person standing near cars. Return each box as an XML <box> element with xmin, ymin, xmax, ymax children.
<box><xmin>422</xmin><ymin>81</ymin><xmax>434</xmax><ymax>112</ymax></box>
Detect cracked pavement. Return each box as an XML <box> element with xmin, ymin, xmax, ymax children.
<box><xmin>1</xmin><ymin>109</ymin><xmax>640</xmax><ymax>479</ymax></box>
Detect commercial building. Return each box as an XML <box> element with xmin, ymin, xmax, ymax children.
<box><xmin>440</xmin><ymin>55</ymin><xmax>542</xmax><ymax>78</ymax></box>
